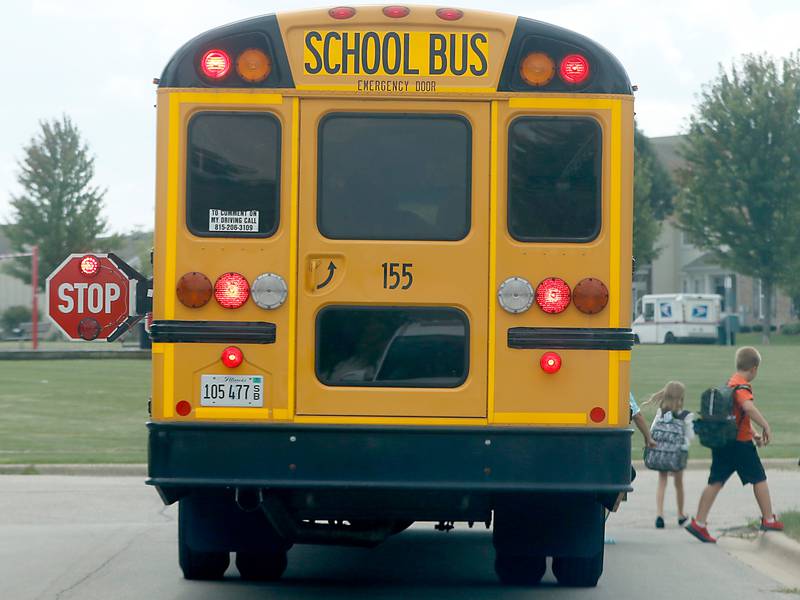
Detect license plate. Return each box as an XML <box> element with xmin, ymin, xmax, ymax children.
<box><xmin>200</xmin><ymin>374</ymin><xmax>264</xmax><ymax>407</ymax></box>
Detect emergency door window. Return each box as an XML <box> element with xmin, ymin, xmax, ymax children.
<box><xmin>508</xmin><ymin>117</ymin><xmax>601</xmax><ymax>242</ymax></box>
<box><xmin>316</xmin><ymin>306</ymin><xmax>469</xmax><ymax>388</ymax></box>
<box><xmin>186</xmin><ymin>112</ymin><xmax>280</xmax><ymax>237</ymax></box>
<box><xmin>317</xmin><ymin>114</ymin><xmax>471</xmax><ymax>240</ymax></box>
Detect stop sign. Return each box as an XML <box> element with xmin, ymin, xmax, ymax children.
<box><xmin>46</xmin><ymin>254</ymin><xmax>135</xmax><ymax>341</ymax></box>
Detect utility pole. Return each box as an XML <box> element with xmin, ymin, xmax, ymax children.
<box><xmin>31</xmin><ymin>246</ymin><xmax>39</xmax><ymax>350</ymax></box>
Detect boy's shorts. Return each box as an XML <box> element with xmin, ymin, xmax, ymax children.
<box><xmin>709</xmin><ymin>441</ymin><xmax>767</xmax><ymax>486</ymax></box>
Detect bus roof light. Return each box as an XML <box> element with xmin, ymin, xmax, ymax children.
<box><xmin>560</xmin><ymin>54</ymin><xmax>591</xmax><ymax>84</ymax></box>
<box><xmin>573</xmin><ymin>277</ymin><xmax>609</xmax><ymax>314</ymax></box>
<box><xmin>520</xmin><ymin>52</ymin><xmax>555</xmax><ymax>87</ymax></box>
<box><xmin>436</xmin><ymin>7</ymin><xmax>463</xmax><ymax>20</ymax></box>
<box><xmin>236</xmin><ymin>48</ymin><xmax>272</xmax><ymax>83</ymax></box>
<box><xmin>329</xmin><ymin>6</ymin><xmax>356</xmax><ymax>19</ymax></box>
<box><xmin>383</xmin><ymin>6</ymin><xmax>410</xmax><ymax>18</ymax></box>
<box><xmin>221</xmin><ymin>346</ymin><xmax>244</xmax><ymax>368</ymax></box>
<box><xmin>177</xmin><ymin>272</ymin><xmax>213</xmax><ymax>308</ymax></box>
<box><xmin>540</xmin><ymin>352</ymin><xmax>562</xmax><ymax>374</ymax></box>
<box><xmin>535</xmin><ymin>278</ymin><xmax>571</xmax><ymax>314</ymax></box>
<box><xmin>200</xmin><ymin>49</ymin><xmax>231</xmax><ymax>80</ymax></box>
<box><xmin>214</xmin><ymin>272</ymin><xmax>250</xmax><ymax>309</ymax></box>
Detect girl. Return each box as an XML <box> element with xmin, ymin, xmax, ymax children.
<box><xmin>646</xmin><ymin>381</ymin><xmax>694</xmax><ymax>529</ymax></box>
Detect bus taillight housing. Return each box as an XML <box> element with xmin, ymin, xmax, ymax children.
<box><xmin>200</xmin><ymin>49</ymin><xmax>231</xmax><ymax>80</ymax></box>
<box><xmin>535</xmin><ymin>278</ymin><xmax>571</xmax><ymax>314</ymax></box>
<box><xmin>214</xmin><ymin>273</ymin><xmax>250</xmax><ymax>309</ymax></box>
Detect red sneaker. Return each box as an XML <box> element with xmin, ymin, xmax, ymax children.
<box><xmin>686</xmin><ymin>518</ymin><xmax>717</xmax><ymax>543</ymax></box>
<box><xmin>761</xmin><ymin>516</ymin><xmax>784</xmax><ymax>531</ymax></box>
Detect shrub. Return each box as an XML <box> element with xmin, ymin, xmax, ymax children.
<box><xmin>1</xmin><ymin>305</ymin><xmax>34</xmax><ymax>334</ymax></box>
<box><xmin>781</xmin><ymin>322</ymin><xmax>800</xmax><ymax>336</ymax></box>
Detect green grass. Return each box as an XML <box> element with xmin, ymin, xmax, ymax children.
<box><xmin>1</xmin><ymin>341</ymin><xmax>799</xmax><ymax>464</ymax></box>
<box><xmin>737</xmin><ymin>332</ymin><xmax>800</xmax><ymax>347</ymax></box>
<box><xmin>779</xmin><ymin>511</ymin><xmax>800</xmax><ymax>543</ymax></box>
<box><xmin>631</xmin><ymin>343</ymin><xmax>800</xmax><ymax>460</ymax></box>
<box><xmin>0</xmin><ymin>360</ymin><xmax>149</xmax><ymax>464</ymax></box>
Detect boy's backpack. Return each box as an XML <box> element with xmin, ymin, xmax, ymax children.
<box><xmin>644</xmin><ymin>410</ymin><xmax>689</xmax><ymax>472</ymax></box>
<box><xmin>693</xmin><ymin>383</ymin><xmax>750</xmax><ymax>449</ymax></box>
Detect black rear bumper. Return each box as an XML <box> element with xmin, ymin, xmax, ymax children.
<box><xmin>147</xmin><ymin>422</ymin><xmax>632</xmax><ymax>495</ymax></box>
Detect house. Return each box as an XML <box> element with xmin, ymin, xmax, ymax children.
<box><xmin>638</xmin><ymin>136</ymin><xmax>795</xmax><ymax>327</ymax></box>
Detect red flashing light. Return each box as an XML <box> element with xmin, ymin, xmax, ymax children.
<box><xmin>535</xmin><ymin>278</ymin><xmax>571</xmax><ymax>314</ymax></box>
<box><xmin>176</xmin><ymin>400</ymin><xmax>192</xmax><ymax>417</ymax></box>
<box><xmin>79</xmin><ymin>255</ymin><xmax>100</xmax><ymax>277</ymax></box>
<box><xmin>436</xmin><ymin>7</ymin><xmax>463</xmax><ymax>20</ymax></box>
<box><xmin>383</xmin><ymin>5</ymin><xmax>410</xmax><ymax>18</ymax></box>
<box><xmin>77</xmin><ymin>317</ymin><xmax>101</xmax><ymax>341</ymax></box>
<box><xmin>214</xmin><ymin>273</ymin><xmax>250</xmax><ymax>309</ymax></box>
<box><xmin>540</xmin><ymin>352</ymin><xmax>562</xmax><ymax>374</ymax></box>
<box><xmin>590</xmin><ymin>406</ymin><xmax>606</xmax><ymax>423</ymax></box>
<box><xmin>201</xmin><ymin>49</ymin><xmax>231</xmax><ymax>80</ymax></box>
<box><xmin>329</xmin><ymin>6</ymin><xmax>356</xmax><ymax>19</ymax></box>
<box><xmin>560</xmin><ymin>54</ymin><xmax>590</xmax><ymax>84</ymax></box>
<box><xmin>221</xmin><ymin>346</ymin><xmax>244</xmax><ymax>368</ymax></box>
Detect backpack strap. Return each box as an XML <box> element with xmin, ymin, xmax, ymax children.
<box><xmin>677</xmin><ymin>410</ymin><xmax>690</xmax><ymax>420</ymax></box>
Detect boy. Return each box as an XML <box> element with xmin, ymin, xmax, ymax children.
<box><xmin>686</xmin><ymin>347</ymin><xmax>783</xmax><ymax>543</ymax></box>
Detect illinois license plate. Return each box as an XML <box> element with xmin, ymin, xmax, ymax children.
<box><xmin>200</xmin><ymin>374</ymin><xmax>264</xmax><ymax>407</ymax></box>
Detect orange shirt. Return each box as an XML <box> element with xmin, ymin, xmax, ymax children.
<box><xmin>728</xmin><ymin>373</ymin><xmax>754</xmax><ymax>442</ymax></box>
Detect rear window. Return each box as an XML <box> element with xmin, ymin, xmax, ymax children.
<box><xmin>317</xmin><ymin>114</ymin><xmax>471</xmax><ymax>240</ymax></box>
<box><xmin>186</xmin><ymin>112</ymin><xmax>280</xmax><ymax>237</ymax></box>
<box><xmin>316</xmin><ymin>306</ymin><xmax>469</xmax><ymax>388</ymax></box>
<box><xmin>508</xmin><ymin>117</ymin><xmax>601</xmax><ymax>242</ymax></box>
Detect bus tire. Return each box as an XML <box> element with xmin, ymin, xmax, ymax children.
<box><xmin>235</xmin><ymin>550</ymin><xmax>288</xmax><ymax>581</ymax></box>
<box><xmin>178</xmin><ymin>497</ymin><xmax>230</xmax><ymax>580</ymax></box>
<box><xmin>664</xmin><ymin>332</ymin><xmax>676</xmax><ymax>344</ymax></box>
<box><xmin>494</xmin><ymin>553</ymin><xmax>546</xmax><ymax>586</ymax></box>
<box><xmin>552</xmin><ymin>548</ymin><xmax>604</xmax><ymax>587</ymax></box>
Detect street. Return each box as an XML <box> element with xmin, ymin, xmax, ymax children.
<box><xmin>1</xmin><ymin>468</ymin><xmax>797</xmax><ymax>599</ymax></box>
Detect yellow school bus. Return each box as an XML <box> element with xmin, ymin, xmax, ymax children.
<box><xmin>147</xmin><ymin>4</ymin><xmax>634</xmax><ymax>586</ymax></box>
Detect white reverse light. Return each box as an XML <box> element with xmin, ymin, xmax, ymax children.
<box><xmin>251</xmin><ymin>273</ymin><xmax>288</xmax><ymax>309</ymax></box>
<box><xmin>498</xmin><ymin>276</ymin><xmax>534</xmax><ymax>314</ymax></box>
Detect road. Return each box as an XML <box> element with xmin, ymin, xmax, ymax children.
<box><xmin>1</xmin><ymin>469</ymin><xmax>798</xmax><ymax>599</ymax></box>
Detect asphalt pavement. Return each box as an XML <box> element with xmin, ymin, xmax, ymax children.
<box><xmin>1</xmin><ymin>468</ymin><xmax>798</xmax><ymax>599</ymax></box>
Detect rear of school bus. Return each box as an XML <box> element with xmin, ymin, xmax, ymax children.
<box><xmin>147</xmin><ymin>5</ymin><xmax>634</xmax><ymax>586</ymax></box>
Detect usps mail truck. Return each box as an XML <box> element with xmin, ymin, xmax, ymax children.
<box><xmin>632</xmin><ymin>294</ymin><xmax>721</xmax><ymax>344</ymax></box>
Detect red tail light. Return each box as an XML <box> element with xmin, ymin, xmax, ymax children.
<box><xmin>79</xmin><ymin>255</ymin><xmax>100</xmax><ymax>277</ymax></box>
<box><xmin>540</xmin><ymin>352</ymin><xmax>562</xmax><ymax>374</ymax></box>
<box><xmin>383</xmin><ymin>5</ymin><xmax>410</xmax><ymax>17</ymax></box>
<box><xmin>329</xmin><ymin>6</ymin><xmax>356</xmax><ymax>19</ymax></box>
<box><xmin>535</xmin><ymin>278</ymin><xmax>571</xmax><ymax>314</ymax></box>
<box><xmin>214</xmin><ymin>273</ymin><xmax>250</xmax><ymax>309</ymax></box>
<box><xmin>176</xmin><ymin>400</ymin><xmax>192</xmax><ymax>416</ymax></box>
<box><xmin>221</xmin><ymin>346</ymin><xmax>244</xmax><ymax>368</ymax></box>
<box><xmin>560</xmin><ymin>54</ymin><xmax>590</xmax><ymax>84</ymax></box>
<box><xmin>201</xmin><ymin>49</ymin><xmax>231</xmax><ymax>80</ymax></box>
<box><xmin>436</xmin><ymin>7</ymin><xmax>463</xmax><ymax>20</ymax></box>
<box><xmin>590</xmin><ymin>406</ymin><xmax>606</xmax><ymax>423</ymax></box>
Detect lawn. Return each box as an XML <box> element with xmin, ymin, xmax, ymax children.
<box><xmin>0</xmin><ymin>340</ymin><xmax>798</xmax><ymax>464</ymax></box>
<box><xmin>630</xmin><ymin>342</ymin><xmax>800</xmax><ymax>460</ymax></box>
<box><xmin>780</xmin><ymin>511</ymin><xmax>800</xmax><ymax>543</ymax></box>
<box><xmin>0</xmin><ymin>360</ymin><xmax>150</xmax><ymax>464</ymax></box>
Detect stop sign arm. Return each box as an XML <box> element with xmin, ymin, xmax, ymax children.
<box><xmin>105</xmin><ymin>252</ymin><xmax>153</xmax><ymax>342</ymax></box>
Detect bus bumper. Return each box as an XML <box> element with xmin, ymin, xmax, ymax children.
<box><xmin>147</xmin><ymin>422</ymin><xmax>632</xmax><ymax>500</ymax></box>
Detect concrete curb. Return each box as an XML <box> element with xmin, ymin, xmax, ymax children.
<box><xmin>0</xmin><ymin>464</ymin><xmax>147</xmax><ymax>476</ymax></box>
<box><xmin>0</xmin><ymin>350</ymin><xmax>150</xmax><ymax>360</ymax></box>
<box><xmin>719</xmin><ymin>529</ymin><xmax>800</xmax><ymax>589</ymax></box>
<box><xmin>632</xmin><ymin>458</ymin><xmax>799</xmax><ymax>471</ymax></box>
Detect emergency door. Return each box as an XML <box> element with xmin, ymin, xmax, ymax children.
<box><xmin>295</xmin><ymin>99</ymin><xmax>489</xmax><ymax>417</ymax></box>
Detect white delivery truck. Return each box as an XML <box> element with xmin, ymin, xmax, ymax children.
<box><xmin>632</xmin><ymin>294</ymin><xmax>722</xmax><ymax>344</ymax></box>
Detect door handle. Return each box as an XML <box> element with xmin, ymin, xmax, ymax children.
<box><xmin>307</xmin><ymin>259</ymin><xmax>321</xmax><ymax>291</ymax></box>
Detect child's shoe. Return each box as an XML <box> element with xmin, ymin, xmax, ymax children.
<box><xmin>655</xmin><ymin>516</ymin><xmax>665</xmax><ymax>529</ymax></box>
<box><xmin>686</xmin><ymin>518</ymin><xmax>716</xmax><ymax>543</ymax></box>
<box><xmin>678</xmin><ymin>515</ymin><xmax>689</xmax><ymax>526</ymax></box>
<box><xmin>760</xmin><ymin>516</ymin><xmax>784</xmax><ymax>531</ymax></box>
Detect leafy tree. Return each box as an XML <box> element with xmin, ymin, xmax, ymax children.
<box><xmin>633</xmin><ymin>125</ymin><xmax>676</xmax><ymax>268</ymax></box>
<box><xmin>3</xmin><ymin>116</ymin><xmax>112</xmax><ymax>289</ymax></box>
<box><xmin>676</xmin><ymin>53</ymin><xmax>800</xmax><ymax>342</ymax></box>
<box><xmin>1</xmin><ymin>305</ymin><xmax>40</xmax><ymax>335</ymax></box>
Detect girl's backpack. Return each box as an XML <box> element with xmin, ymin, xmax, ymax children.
<box><xmin>693</xmin><ymin>384</ymin><xmax>749</xmax><ymax>448</ymax></box>
<box><xmin>644</xmin><ymin>410</ymin><xmax>689</xmax><ymax>472</ymax></box>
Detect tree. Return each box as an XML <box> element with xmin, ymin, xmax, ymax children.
<box><xmin>676</xmin><ymin>53</ymin><xmax>800</xmax><ymax>342</ymax></box>
<box><xmin>3</xmin><ymin>116</ymin><xmax>112</xmax><ymax>289</ymax></box>
<box><xmin>633</xmin><ymin>125</ymin><xmax>676</xmax><ymax>268</ymax></box>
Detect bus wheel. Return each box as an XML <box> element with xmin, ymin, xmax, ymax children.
<box><xmin>664</xmin><ymin>332</ymin><xmax>676</xmax><ymax>344</ymax></box>
<box><xmin>552</xmin><ymin>548</ymin><xmax>604</xmax><ymax>587</ymax></box>
<box><xmin>235</xmin><ymin>550</ymin><xmax>288</xmax><ymax>581</ymax></box>
<box><xmin>494</xmin><ymin>553</ymin><xmax>546</xmax><ymax>585</ymax></box>
<box><xmin>178</xmin><ymin>497</ymin><xmax>230</xmax><ymax>580</ymax></box>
